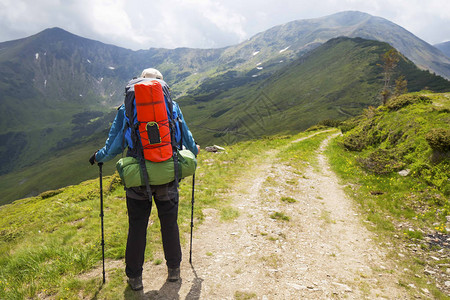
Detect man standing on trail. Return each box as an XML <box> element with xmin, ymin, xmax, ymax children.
<box><xmin>89</xmin><ymin>68</ymin><xmax>199</xmax><ymax>291</ymax></box>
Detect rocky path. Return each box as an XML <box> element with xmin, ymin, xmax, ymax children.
<box><xmin>134</xmin><ymin>133</ymin><xmax>410</xmax><ymax>299</ymax></box>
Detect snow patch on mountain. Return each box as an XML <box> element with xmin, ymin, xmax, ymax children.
<box><xmin>279</xmin><ymin>46</ymin><xmax>290</xmax><ymax>53</ymax></box>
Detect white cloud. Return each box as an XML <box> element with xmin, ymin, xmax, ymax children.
<box><xmin>193</xmin><ymin>0</ymin><xmax>246</xmax><ymax>41</ymax></box>
<box><xmin>83</xmin><ymin>0</ymin><xmax>154</xmax><ymax>48</ymax></box>
<box><xmin>0</xmin><ymin>0</ymin><xmax>448</xmax><ymax>50</ymax></box>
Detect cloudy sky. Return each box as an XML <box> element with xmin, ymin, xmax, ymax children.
<box><xmin>0</xmin><ymin>0</ymin><xmax>449</xmax><ymax>50</ymax></box>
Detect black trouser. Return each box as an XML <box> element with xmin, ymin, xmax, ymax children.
<box><xmin>125</xmin><ymin>182</ymin><xmax>181</xmax><ymax>278</ymax></box>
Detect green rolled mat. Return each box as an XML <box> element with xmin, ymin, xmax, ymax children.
<box><xmin>116</xmin><ymin>149</ymin><xmax>197</xmax><ymax>187</ymax></box>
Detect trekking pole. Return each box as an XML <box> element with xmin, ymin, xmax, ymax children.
<box><xmin>98</xmin><ymin>162</ymin><xmax>106</xmax><ymax>284</ymax></box>
<box><xmin>189</xmin><ymin>173</ymin><xmax>195</xmax><ymax>264</ymax></box>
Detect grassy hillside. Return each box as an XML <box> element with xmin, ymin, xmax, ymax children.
<box><xmin>181</xmin><ymin>37</ymin><xmax>450</xmax><ymax>145</ymax></box>
<box><xmin>337</xmin><ymin>92</ymin><xmax>449</xmax><ymax>199</ymax></box>
<box><xmin>327</xmin><ymin>92</ymin><xmax>449</xmax><ymax>296</ymax></box>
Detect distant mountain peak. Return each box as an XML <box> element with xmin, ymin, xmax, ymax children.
<box><xmin>322</xmin><ymin>10</ymin><xmax>372</xmax><ymax>20</ymax></box>
<box><xmin>291</xmin><ymin>11</ymin><xmax>373</xmax><ymax>26</ymax></box>
<box><xmin>42</xmin><ymin>27</ymin><xmax>70</xmax><ymax>33</ymax></box>
<box><xmin>34</xmin><ymin>27</ymin><xmax>81</xmax><ymax>41</ymax></box>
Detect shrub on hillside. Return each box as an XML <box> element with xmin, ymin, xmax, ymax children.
<box><xmin>386</xmin><ymin>94</ymin><xmax>432</xmax><ymax>110</ymax></box>
<box><xmin>306</xmin><ymin>124</ymin><xmax>328</xmax><ymax>132</ymax></box>
<box><xmin>341</xmin><ymin>118</ymin><xmax>379</xmax><ymax>151</ymax></box>
<box><xmin>339</xmin><ymin>118</ymin><xmax>360</xmax><ymax>133</ymax></box>
<box><xmin>358</xmin><ymin>149</ymin><xmax>405</xmax><ymax>174</ymax></box>
<box><xmin>342</xmin><ymin>132</ymin><xmax>368</xmax><ymax>151</ymax></box>
<box><xmin>39</xmin><ymin>188</ymin><xmax>64</xmax><ymax>199</ymax></box>
<box><xmin>108</xmin><ymin>172</ymin><xmax>123</xmax><ymax>192</ymax></box>
<box><xmin>318</xmin><ymin>119</ymin><xmax>343</xmax><ymax>128</ymax></box>
<box><xmin>425</xmin><ymin>128</ymin><xmax>450</xmax><ymax>152</ymax></box>
<box><xmin>419</xmin><ymin>162</ymin><xmax>450</xmax><ymax>196</ymax></box>
<box><xmin>307</xmin><ymin>119</ymin><xmax>343</xmax><ymax>132</ymax></box>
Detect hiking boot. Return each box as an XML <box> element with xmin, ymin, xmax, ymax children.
<box><xmin>128</xmin><ymin>276</ymin><xmax>143</xmax><ymax>291</ymax></box>
<box><xmin>167</xmin><ymin>267</ymin><xmax>180</xmax><ymax>282</ymax></box>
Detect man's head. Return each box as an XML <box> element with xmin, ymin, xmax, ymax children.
<box><xmin>141</xmin><ymin>68</ymin><xmax>163</xmax><ymax>80</ymax></box>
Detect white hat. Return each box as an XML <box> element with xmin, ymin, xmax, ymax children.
<box><xmin>141</xmin><ymin>68</ymin><xmax>163</xmax><ymax>80</ymax></box>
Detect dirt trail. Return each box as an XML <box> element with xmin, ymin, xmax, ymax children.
<box><xmin>132</xmin><ymin>133</ymin><xmax>410</xmax><ymax>299</ymax></box>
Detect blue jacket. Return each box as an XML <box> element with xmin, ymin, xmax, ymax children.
<box><xmin>95</xmin><ymin>101</ymin><xmax>198</xmax><ymax>163</ymax></box>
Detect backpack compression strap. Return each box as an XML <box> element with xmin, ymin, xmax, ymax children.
<box><xmin>136</xmin><ymin>131</ymin><xmax>153</xmax><ymax>201</ymax></box>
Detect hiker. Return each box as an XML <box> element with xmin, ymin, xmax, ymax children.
<box><xmin>89</xmin><ymin>68</ymin><xmax>199</xmax><ymax>291</ymax></box>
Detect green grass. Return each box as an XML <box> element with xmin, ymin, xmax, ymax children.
<box><xmin>280</xmin><ymin>196</ymin><xmax>297</xmax><ymax>203</ymax></box>
<box><xmin>320</xmin><ymin>210</ymin><xmax>336</xmax><ymax>224</ymax></box>
<box><xmin>234</xmin><ymin>291</ymin><xmax>257</xmax><ymax>300</ymax></box>
<box><xmin>269</xmin><ymin>212</ymin><xmax>290</xmax><ymax>221</ymax></box>
<box><xmin>277</xmin><ymin>129</ymin><xmax>336</xmax><ymax>170</ymax></box>
<box><xmin>153</xmin><ymin>259</ymin><xmax>163</xmax><ymax>265</ymax></box>
<box><xmin>331</xmin><ymin>92</ymin><xmax>449</xmax><ymax>228</ymax></box>
<box><xmin>220</xmin><ymin>207</ymin><xmax>240</xmax><ymax>221</ymax></box>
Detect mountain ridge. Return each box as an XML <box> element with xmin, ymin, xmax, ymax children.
<box><xmin>217</xmin><ymin>11</ymin><xmax>450</xmax><ymax>80</ymax></box>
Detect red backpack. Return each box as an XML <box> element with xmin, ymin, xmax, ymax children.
<box><xmin>134</xmin><ymin>80</ymin><xmax>173</xmax><ymax>162</ymax></box>
<box><xmin>124</xmin><ymin>77</ymin><xmax>182</xmax><ymax>196</ymax></box>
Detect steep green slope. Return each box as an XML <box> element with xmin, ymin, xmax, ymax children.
<box><xmin>181</xmin><ymin>37</ymin><xmax>450</xmax><ymax>145</ymax></box>
<box><xmin>339</xmin><ymin>92</ymin><xmax>449</xmax><ymax>197</ymax></box>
